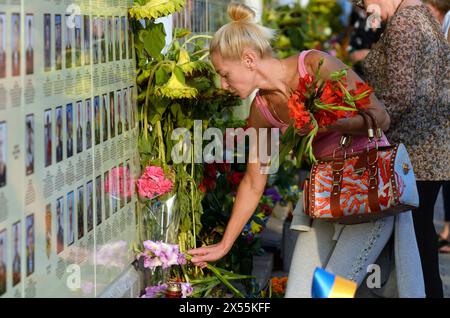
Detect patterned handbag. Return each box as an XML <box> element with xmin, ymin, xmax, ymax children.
<box><xmin>303</xmin><ymin>111</ymin><xmax>419</xmax><ymax>224</ymax></box>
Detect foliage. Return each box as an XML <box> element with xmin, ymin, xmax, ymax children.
<box><xmin>263</xmin><ymin>0</ymin><xmax>345</xmax><ymax>59</ymax></box>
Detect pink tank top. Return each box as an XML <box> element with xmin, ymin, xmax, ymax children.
<box><xmin>254</xmin><ymin>50</ymin><xmax>389</xmax><ymax>158</ymax></box>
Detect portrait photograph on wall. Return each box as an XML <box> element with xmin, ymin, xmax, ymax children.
<box><xmin>11</xmin><ymin>13</ymin><xmax>20</xmax><ymax>77</ymax></box>
<box><xmin>55</xmin><ymin>106</ymin><xmax>63</xmax><ymax>163</ymax></box>
<box><xmin>86</xmin><ymin>180</ymin><xmax>93</xmax><ymax>233</ymax></box>
<box><xmin>129</xmin><ymin>86</ymin><xmax>135</xmax><ymax>129</ymax></box>
<box><xmin>55</xmin><ymin>14</ymin><xmax>62</xmax><ymax>70</ymax></box>
<box><xmin>0</xmin><ymin>122</ymin><xmax>6</xmax><ymax>187</ymax></box>
<box><xmin>116</xmin><ymin>90</ymin><xmax>122</xmax><ymax>135</ymax></box>
<box><xmin>0</xmin><ymin>13</ymin><xmax>6</xmax><ymax>78</ymax></box>
<box><xmin>100</xmin><ymin>16</ymin><xmax>106</xmax><ymax>63</ymax></box>
<box><xmin>65</xmin><ymin>14</ymin><xmax>73</xmax><ymax>69</ymax></box>
<box><xmin>67</xmin><ymin>191</ymin><xmax>74</xmax><ymax>247</ymax></box>
<box><xmin>74</xmin><ymin>15</ymin><xmax>81</xmax><ymax>67</ymax></box>
<box><xmin>108</xmin><ymin>17</ymin><xmax>113</xmax><ymax>62</ymax></box>
<box><xmin>44</xmin><ymin>109</ymin><xmax>52</xmax><ymax>167</ymax></box>
<box><xmin>12</xmin><ymin>221</ymin><xmax>21</xmax><ymax>286</ymax></box>
<box><xmin>56</xmin><ymin>196</ymin><xmax>64</xmax><ymax>254</ymax></box>
<box><xmin>123</xmin><ymin>88</ymin><xmax>129</xmax><ymax>132</ymax></box>
<box><xmin>66</xmin><ymin>103</ymin><xmax>73</xmax><ymax>159</ymax></box>
<box><xmin>120</xmin><ymin>16</ymin><xmax>126</xmax><ymax>60</ymax></box>
<box><xmin>44</xmin><ymin>14</ymin><xmax>51</xmax><ymax>72</ymax></box>
<box><xmin>83</xmin><ymin>15</ymin><xmax>90</xmax><ymax>66</ymax></box>
<box><xmin>45</xmin><ymin>204</ymin><xmax>51</xmax><ymax>260</ymax></box>
<box><xmin>85</xmin><ymin>98</ymin><xmax>92</xmax><ymax>150</ymax></box>
<box><xmin>94</xmin><ymin>96</ymin><xmax>100</xmax><ymax>146</ymax></box>
<box><xmin>103</xmin><ymin>171</ymin><xmax>110</xmax><ymax>220</ymax></box>
<box><xmin>109</xmin><ymin>91</ymin><xmax>115</xmax><ymax>138</ymax></box>
<box><xmin>25</xmin><ymin>214</ymin><xmax>34</xmax><ymax>277</ymax></box>
<box><xmin>0</xmin><ymin>229</ymin><xmax>6</xmax><ymax>296</ymax></box>
<box><xmin>25</xmin><ymin>114</ymin><xmax>34</xmax><ymax>176</ymax></box>
<box><xmin>92</xmin><ymin>16</ymin><xmax>98</xmax><ymax>65</ymax></box>
<box><xmin>76</xmin><ymin>100</ymin><xmax>83</xmax><ymax>154</ymax></box>
<box><xmin>77</xmin><ymin>185</ymin><xmax>84</xmax><ymax>240</ymax></box>
<box><xmin>114</xmin><ymin>16</ymin><xmax>120</xmax><ymax>61</ymax></box>
<box><xmin>95</xmin><ymin>175</ymin><xmax>102</xmax><ymax>226</ymax></box>
<box><xmin>25</xmin><ymin>14</ymin><xmax>33</xmax><ymax>75</ymax></box>
<box><xmin>102</xmin><ymin>94</ymin><xmax>108</xmax><ymax>142</ymax></box>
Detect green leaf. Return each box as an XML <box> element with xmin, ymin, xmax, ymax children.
<box><xmin>174</xmin><ymin>28</ymin><xmax>192</xmax><ymax>39</ymax></box>
<box><xmin>155</xmin><ymin>66</ymin><xmax>169</xmax><ymax>85</ymax></box>
<box><xmin>141</xmin><ymin>22</ymin><xmax>166</xmax><ymax>59</ymax></box>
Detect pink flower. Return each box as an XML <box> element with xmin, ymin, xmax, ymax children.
<box><xmin>141</xmin><ymin>241</ymin><xmax>186</xmax><ymax>270</ymax></box>
<box><xmin>181</xmin><ymin>282</ymin><xmax>193</xmax><ymax>298</ymax></box>
<box><xmin>141</xmin><ymin>284</ymin><xmax>167</xmax><ymax>298</ymax></box>
<box><xmin>137</xmin><ymin>166</ymin><xmax>174</xmax><ymax>199</ymax></box>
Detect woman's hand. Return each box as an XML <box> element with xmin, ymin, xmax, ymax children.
<box><xmin>188</xmin><ymin>242</ymin><xmax>230</xmax><ymax>269</ymax></box>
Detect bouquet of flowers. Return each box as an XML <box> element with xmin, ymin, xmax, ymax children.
<box><xmin>280</xmin><ymin>59</ymin><xmax>374</xmax><ymax>168</ymax></box>
<box><xmin>136</xmin><ymin>240</ymin><xmax>253</xmax><ymax>298</ymax></box>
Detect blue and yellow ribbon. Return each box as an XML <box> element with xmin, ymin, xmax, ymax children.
<box><xmin>312</xmin><ymin>267</ymin><xmax>357</xmax><ymax>298</ymax></box>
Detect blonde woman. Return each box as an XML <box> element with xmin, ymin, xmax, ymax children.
<box><xmin>189</xmin><ymin>3</ymin><xmax>424</xmax><ymax>298</ymax></box>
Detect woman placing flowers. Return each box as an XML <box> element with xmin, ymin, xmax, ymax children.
<box><xmin>189</xmin><ymin>3</ymin><xmax>424</xmax><ymax>297</ymax></box>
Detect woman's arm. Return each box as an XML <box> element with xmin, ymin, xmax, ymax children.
<box><xmin>306</xmin><ymin>51</ymin><xmax>390</xmax><ymax>135</ymax></box>
<box><xmin>189</xmin><ymin>100</ymin><xmax>270</xmax><ymax>267</ymax></box>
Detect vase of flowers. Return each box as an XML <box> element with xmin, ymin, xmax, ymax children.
<box><xmin>137</xmin><ymin>165</ymin><xmax>180</xmax><ymax>244</ymax></box>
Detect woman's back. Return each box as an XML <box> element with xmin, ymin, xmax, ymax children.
<box><xmin>364</xmin><ymin>4</ymin><xmax>450</xmax><ymax>181</ymax></box>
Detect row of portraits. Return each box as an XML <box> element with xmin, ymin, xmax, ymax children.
<box><xmin>0</xmin><ymin>12</ymin><xmax>132</xmax><ymax>78</ymax></box>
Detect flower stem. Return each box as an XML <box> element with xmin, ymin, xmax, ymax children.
<box><xmin>206</xmin><ymin>264</ymin><xmax>245</xmax><ymax>298</ymax></box>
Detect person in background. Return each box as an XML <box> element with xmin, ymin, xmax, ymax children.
<box><xmin>423</xmin><ymin>0</ymin><xmax>450</xmax><ymax>42</ymax></box>
<box><xmin>361</xmin><ymin>0</ymin><xmax>450</xmax><ymax>298</ymax></box>
<box><xmin>348</xmin><ymin>5</ymin><xmax>384</xmax><ymax>78</ymax></box>
<box><xmin>423</xmin><ymin>0</ymin><xmax>450</xmax><ymax>254</ymax></box>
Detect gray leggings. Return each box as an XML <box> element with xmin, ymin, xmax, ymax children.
<box><xmin>285</xmin><ymin>216</ymin><xmax>394</xmax><ymax>298</ymax></box>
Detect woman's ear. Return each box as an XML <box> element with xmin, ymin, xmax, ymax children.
<box><xmin>241</xmin><ymin>49</ymin><xmax>257</xmax><ymax>71</ymax></box>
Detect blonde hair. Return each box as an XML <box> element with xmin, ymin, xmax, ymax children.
<box><xmin>210</xmin><ymin>2</ymin><xmax>275</xmax><ymax>60</ymax></box>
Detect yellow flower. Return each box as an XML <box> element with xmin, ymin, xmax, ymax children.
<box><xmin>129</xmin><ymin>0</ymin><xmax>185</xmax><ymax>20</ymax></box>
<box><xmin>250</xmin><ymin>221</ymin><xmax>263</xmax><ymax>235</ymax></box>
<box><xmin>154</xmin><ymin>68</ymin><xmax>198</xmax><ymax>99</ymax></box>
<box><xmin>177</xmin><ymin>49</ymin><xmax>212</xmax><ymax>76</ymax></box>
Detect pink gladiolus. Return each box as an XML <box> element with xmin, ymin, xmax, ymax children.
<box><xmin>141</xmin><ymin>241</ymin><xmax>186</xmax><ymax>271</ymax></box>
<box><xmin>181</xmin><ymin>282</ymin><xmax>193</xmax><ymax>298</ymax></box>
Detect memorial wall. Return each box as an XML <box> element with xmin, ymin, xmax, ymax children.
<box><xmin>0</xmin><ymin>0</ymin><xmax>140</xmax><ymax>297</ymax></box>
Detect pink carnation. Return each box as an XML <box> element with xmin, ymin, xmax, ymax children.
<box><xmin>137</xmin><ymin>166</ymin><xmax>173</xmax><ymax>199</ymax></box>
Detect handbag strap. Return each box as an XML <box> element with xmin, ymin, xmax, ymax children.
<box><xmin>330</xmin><ymin>111</ymin><xmax>382</xmax><ymax>217</ymax></box>
<box><xmin>360</xmin><ymin>110</ymin><xmax>381</xmax><ymax>213</ymax></box>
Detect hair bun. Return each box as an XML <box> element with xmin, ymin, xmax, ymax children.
<box><xmin>228</xmin><ymin>2</ymin><xmax>255</xmax><ymax>23</ymax></box>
